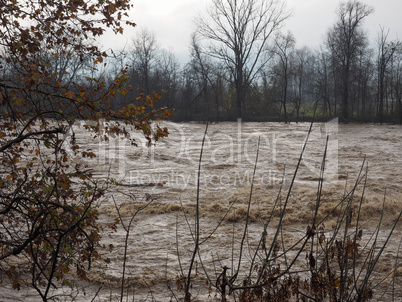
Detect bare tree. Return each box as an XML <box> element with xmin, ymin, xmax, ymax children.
<box><xmin>313</xmin><ymin>49</ymin><xmax>333</xmax><ymax>117</ymax></box>
<box><xmin>190</xmin><ymin>34</ymin><xmax>226</xmax><ymax>121</ymax></box>
<box><xmin>195</xmin><ymin>0</ymin><xmax>290</xmax><ymax>119</ymax></box>
<box><xmin>155</xmin><ymin>49</ymin><xmax>181</xmax><ymax>107</ymax></box>
<box><xmin>292</xmin><ymin>46</ymin><xmax>313</xmax><ymax>122</ymax></box>
<box><xmin>393</xmin><ymin>47</ymin><xmax>402</xmax><ymax>124</ymax></box>
<box><xmin>270</xmin><ymin>31</ymin><xmax>296</xmax><ymax>123</ymax></box>
<box><xmin>326</xmin><ymin>0</ymin><xmax>373</xmax><ymax>122</ymax></box>
<box><xmin>131</xmin><ymin>28</ymin><xmax>158</xmax><ymax>95</ymax></box>
<box><xmin>376</xmin><ymin>27</ymin><xmax>399</xmax><ymax>123</ymax></box>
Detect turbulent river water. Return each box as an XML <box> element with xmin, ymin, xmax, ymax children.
<box><xmin>2</xmin><ymin>120</ymin><xmax>402</xmax><ymax>301</ymax></box>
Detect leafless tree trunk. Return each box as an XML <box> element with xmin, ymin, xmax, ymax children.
<box><xmin>326</xmin><ymin>0</ymin><xmax>373</xmax><ymax>122</ymax></box>
<box><xmin>271</xmin><ymin>31</ymin><xmax>295</xmax><ymax>123</ymax></box>
<box><xmin>195</xmin><ymin>0</ymin><xmax>289</xmax><ymax>119</ymax></box>
<box><xmin>376</xmin><ymin>27</ymin><xmax>399</xmax><ymax>123</ymax></box>
<box><xmin>393</xmin><ymin>49</ymin><xmax>402</xmax><ymax>124</ymax></box>
<box><xmin>293</xmin><ymin>46</ymin><xmax>312</xmax><ymax>122</ymax></box>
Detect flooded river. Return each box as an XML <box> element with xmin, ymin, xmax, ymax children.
<box><xmin>2</xmin><ymin>120</ymin><xmax>402</xmax><ymax>301</ymax></box>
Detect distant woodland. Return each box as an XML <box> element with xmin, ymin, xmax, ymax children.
<box><xmin>2</xmin><ymin>0</ymin><xmax>401</xmax><ymax>125</ymax></box>
<box><xmin>111</xmin><ymin>1</ymin><xmax>402</xmax><ymax>123</ymax></box>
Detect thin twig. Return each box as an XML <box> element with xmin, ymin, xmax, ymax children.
<box><xmin>184</xmin><ymin>122</ymin><xmax>208</xmax><ymax>301</ymax></box>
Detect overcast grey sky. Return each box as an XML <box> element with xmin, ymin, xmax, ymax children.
<box><xmin>101</xmin><ymin>0</ymin><xmax>401</xmax><ymax>56</ymax></box>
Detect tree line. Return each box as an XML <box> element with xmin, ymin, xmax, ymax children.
<box><xmin>115</xmin><ymin>0</ymin><xmax>402</xmax><ymax>123</ymax></box>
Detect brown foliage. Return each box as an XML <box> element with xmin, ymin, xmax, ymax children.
<box><xmin>0</xmin><ymin>0</ymin><xmax>171</xmax><ymax>300</ymax></box>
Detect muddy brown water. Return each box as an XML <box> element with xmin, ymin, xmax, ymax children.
<box><xmin>2</xmin><ymin>120</ymin><xmax>402</xmax><ymax>301</ymax></box>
